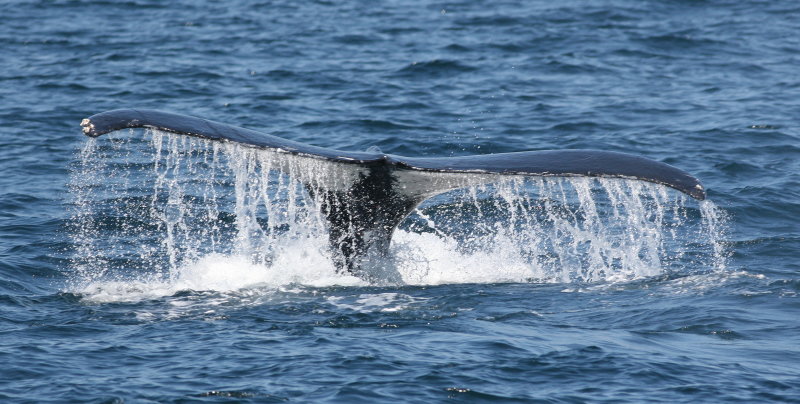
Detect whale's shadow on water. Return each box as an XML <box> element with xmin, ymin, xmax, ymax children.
<box><xmin>72</xmin><ymin>109</ymin><xmax>721</xmax><ymax>289</ymax></box>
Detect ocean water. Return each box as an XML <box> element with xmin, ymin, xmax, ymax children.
<box><xmin>1</xmin><ymin>0</ymin><xmax>799</xmax><ymax>402</ymax></box>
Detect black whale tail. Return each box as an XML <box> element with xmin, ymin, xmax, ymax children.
<box><xmin>81</xmin><ymin>109</ymin><xmax>706</xmax><ymax>273</ymax></box>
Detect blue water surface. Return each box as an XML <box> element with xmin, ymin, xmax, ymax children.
<box><xmin>1</xmin><ymin>0</ymin><xmax>799</xmax><ymax>402</ymax></box>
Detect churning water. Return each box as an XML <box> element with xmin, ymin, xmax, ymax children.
<box><xmin>69</xmin><ymin>129</ymin><xmax>726</xmax><ymax>301</ymax></box>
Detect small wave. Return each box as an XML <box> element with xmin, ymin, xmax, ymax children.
<box><xmin>542</xmin><ymin>59</ymin><xmax>613</xmax><ymax>74</ymax></box>
<box><xmin>332</xmin><ymin>34</ymin><xmax>377</xmax><ymax>45</ymax></box>
<box><xmin>637</xmin><ymin>32</ymin><xmax>726</xmax><ymax>51</ymax></box>
<box><xmin>263</xmin><ymin>69</ymin><xmax>350</xmax><ymax>90</ymax></box>
<box><xmin>549</xmin><ymin>121</ymin><xmax>611</xmax><ymax>132</ymax></box>
<box><xmin>442</xmin><ymin>43</ymin><xmax>471</xmax><ymax>52</ymax></box>
<box><xmin>326</xmin><ymin>292</ymin><xmax>426</xmax><ymax>313</ymax></box>
<box><xmin>454</xmin><ymin>15</ymin><xmax>525</xmax><ymax>27</ymax></box>
<box><xmin>393</xmin><ymin>59</ymin><xmax>477</xmax><ymax>79</ymax></box>
<box><xmin>747</xmin><ymin>124</ymin><xmax>780</xmax><ymax>130</ymax></box>
<box><xmin>297</xmin><ymin>118</ymin><xmax>430</xmax><ymax>132</ymax></box>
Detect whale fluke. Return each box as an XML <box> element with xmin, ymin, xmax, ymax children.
<box><xmin>81</xmin><ymin>109</ymin><xmax>706</xmax><ymax>272</ymax></box>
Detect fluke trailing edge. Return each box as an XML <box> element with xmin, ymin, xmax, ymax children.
<box><xmin>81</xmin><ymin>109</ymin><xmax>706</xmax><ymax>273</ymax></box>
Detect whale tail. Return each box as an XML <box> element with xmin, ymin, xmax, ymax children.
<box><xmin>81</xmin><ymin>109</ymin><xmax>706</xmax><ymax>272</ymax></box>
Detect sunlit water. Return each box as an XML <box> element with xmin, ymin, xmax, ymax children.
<box><xmin>2</xmin><ymin>0</ymin><xmax>799</xmax><ymax>401</ymax></box>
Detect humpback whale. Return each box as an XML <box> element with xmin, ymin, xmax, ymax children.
<box><xmin>81</xmin><ymin>109</ymin><xmax>706</xmax><ymax>273</ymax></box>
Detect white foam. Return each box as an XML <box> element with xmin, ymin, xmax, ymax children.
<box><xmin>327</xmin><ymin>292</ymin><xmax>425</xmax><ymax>313</ymax></box>
<box><xmin>77</xmin><ymin>253</ymin><xmax>366</xmax><ymax>303</ymax></box>
<box><xmin>390</xmin><ymin>230</ymin><xmax>543</xmax><ymax>285</ymax></box>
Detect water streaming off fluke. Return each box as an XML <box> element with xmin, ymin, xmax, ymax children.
<box><xmin>68</xmin><ymin>129</ymin><xmax>726</xmax><ymax>299</ymax></box>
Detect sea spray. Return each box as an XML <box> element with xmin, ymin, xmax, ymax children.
<box><xmin>68</xmin><ymin>129</ymin><xmax>727</xmax><ymax>297</ymax></box>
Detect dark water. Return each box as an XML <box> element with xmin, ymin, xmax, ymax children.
<box><xmin>2</xmin><ymin>0</ymin><xmax>799</xmax><ymax>402</ymax></box>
